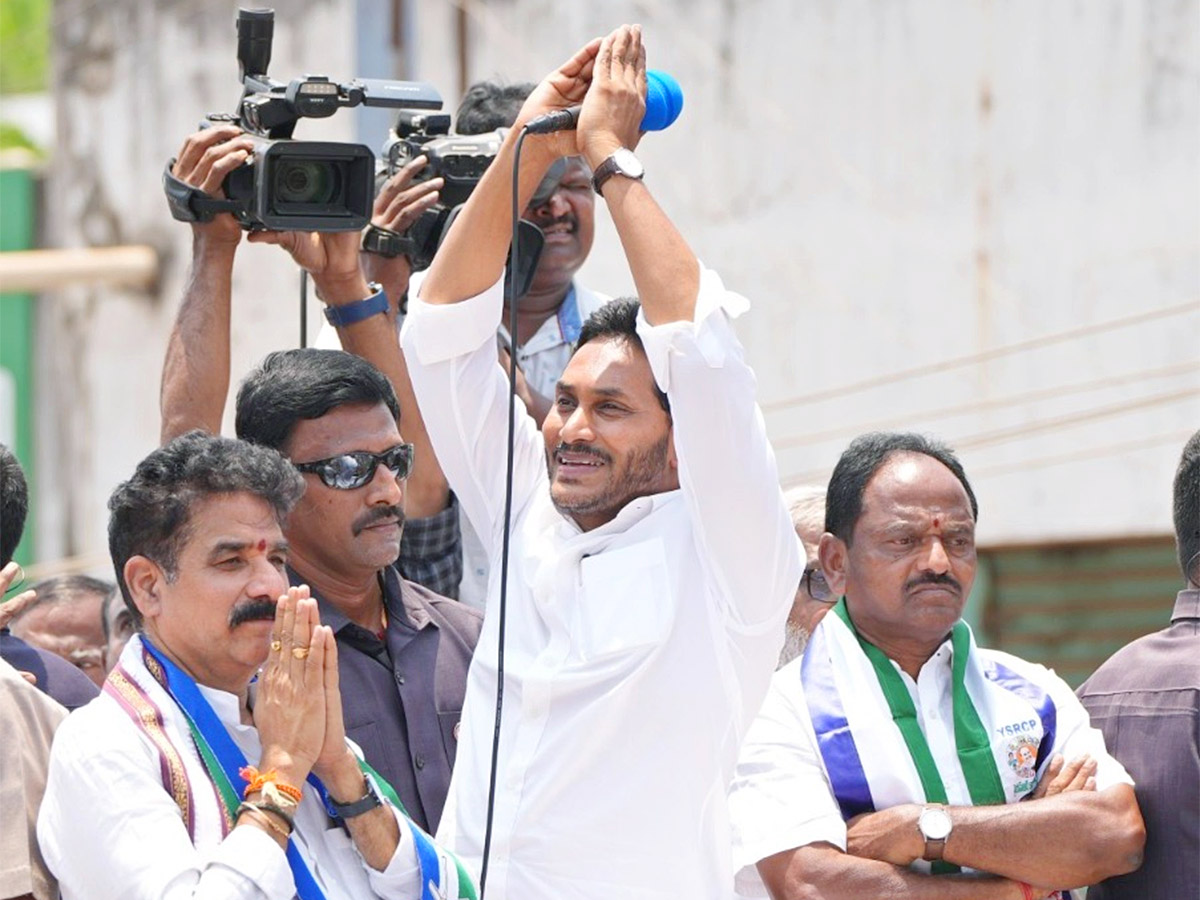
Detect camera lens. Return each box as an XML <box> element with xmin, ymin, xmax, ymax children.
<box><xmin>274</xmin><ymin>160</ymin><xmax>340</xmax><ymax>204</ymax></box>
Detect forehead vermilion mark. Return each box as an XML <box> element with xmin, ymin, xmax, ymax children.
<box><xmin>933</xmin><ymin>517</ymin><xmax>940</xmax><ymax>528</ymax></box>
<box><xmin>256</xmin><ymin>539</ymin><xmax>267</xmax><ymax>552</ymax></box>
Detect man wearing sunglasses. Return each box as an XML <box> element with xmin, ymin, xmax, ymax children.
<box><xmin>403</xmin><ymin>27</ymin><xmax>801</xmax><ymax>899</ymax></box>
<box><xmin>160</xmin><ymin>128</ymin><xmax>482</xmax><ymax>837</ymax></box>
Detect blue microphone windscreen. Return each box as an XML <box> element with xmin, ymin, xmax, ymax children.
<box><xmin>642</xmin><ymin>70</ymin><xmax>683</xmax><ymax>132</ymax></box>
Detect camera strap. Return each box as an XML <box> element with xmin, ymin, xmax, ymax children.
<box><xmin>162</xmin><ymin>161</ymin><xmax>243</xmax><ymax>223</ymax></box>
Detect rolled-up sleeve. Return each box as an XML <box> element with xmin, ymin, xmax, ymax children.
<box><xmin>729</xmin><ymin>664</ymin><xmax>848</xmax><ymax>895</ymax></box>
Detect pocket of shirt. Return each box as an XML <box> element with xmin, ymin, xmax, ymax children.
<box><xmin>577</xmin><ymin>538</ymin><xmax>673</xmax><ymax>661</ymax></box>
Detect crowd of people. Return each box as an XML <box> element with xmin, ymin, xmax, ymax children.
<box><xmin>0</xmin><ymin>24</ymin><xmax>1195</xmax><ymax>900</ymax></box>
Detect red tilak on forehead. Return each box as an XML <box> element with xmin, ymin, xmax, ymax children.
<box><xmin>933</xmin><ymin>517</ymin><xmax>940</xmax><ymax>528</ymax></box>
<box><xmin>256</xmin><ymin>539</ymin><xmax>267</xmax><ymax>552</ymax></box>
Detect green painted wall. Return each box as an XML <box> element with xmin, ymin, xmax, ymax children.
<box><xmin>0</xmin><ymin>165</ymin><xmax>36</xmax><ymax>568</ymax></box>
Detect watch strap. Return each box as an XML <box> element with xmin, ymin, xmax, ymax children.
<box><xmin>323</xmin><ymin>282</ymin><xmax>388</xmax><ymax>328</ymax></box>
<box><xmin>328</xmin><ymin>773</ymin><xmax>384</xmax><ymax>820</ymax></box>
<box><xmin>592</xmin><ymin>152</ymin><xmax>644</xmax><ymax>195</ymax></box>
<box><xmin>923</xmin><ymin>834</ymin><xmax>947</xmax><ymax>861</ymax></box>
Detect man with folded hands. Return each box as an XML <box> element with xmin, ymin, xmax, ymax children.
<box><xmin>37</xmin><ymin>432</ymin><xmax>475</xmax><ymax>899</ymax></box>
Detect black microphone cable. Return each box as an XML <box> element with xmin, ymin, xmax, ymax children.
<box><xmin>478</xmin><ymin>124</ymin><xmax>532</xmax><ymax>897</ymax></box>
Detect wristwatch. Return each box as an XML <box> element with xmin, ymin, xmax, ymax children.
<box><xmin>323</xmin><ymin>282</ymin><xmax>388</xmax><ymax>328</ymax></box>
<box><xmin>592</xmin><ymin>148</ymin><xmax>644</xmax><ymax>195</ymax></box>
<box><xmin>918</xmin><ymin>804</ymin><xmax>953</xmax><ymax>861</ymax></box>
<box><xmin>328</xmin><ymin>772</ymin><xmax>384</xmax><ymax>820</ymax></box>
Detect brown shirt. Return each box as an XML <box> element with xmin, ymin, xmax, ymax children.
<box><xmin>0</xmin><ymin>658</ymin><xmax>66</xmax><ymax>900</ymax></box>
<box><xmin>1077</xmin><ymin>588</ymin><xmax>1200</xmax><ymax>900</ymax></box>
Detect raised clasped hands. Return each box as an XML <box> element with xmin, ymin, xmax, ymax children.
<box><xmin>253</xmin><ymin>585</ymin><xmax>354</xmax><ymax>789</ymax></box>
<box><xmin>517</xmin><ymin>24</ymin><xmax>647</xmax><ymax>166</ymax></box>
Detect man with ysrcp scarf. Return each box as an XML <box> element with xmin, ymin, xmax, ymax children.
<box><xmin>37</xmin><ymin>432</ymin><xmax>474</xmax><ymax>900</ymax></box>
<box><xmin>729</xmin><ymin>432</ymin><xmax>1145</xmax><ymax>900</ymax></box>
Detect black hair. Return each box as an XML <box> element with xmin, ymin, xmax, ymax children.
<box><xmin>235</xmin><ymin>349</ymin><xmax>400</xmax><ymax>453</ymax></box>
<box><xmin>825</xmin><ymin>432</ymin><xmax>978</xmax><ymax>544</ymax></box>
<box><xmin>455</xmin><ymin>80</ymin><xmax>535</xmax><ymax>134</ymax></box>
<box><xmin>574</xmin><ymin>297</ymin><xmax>670</xmax><ymax>415</ymax></box>
<box><xmin>1174</xmin><ymin>429</ymin><xmax>1200</xmax><ymax>584</ymax></box>
<box><xmin>107</xmin><ymin>431</ymin><xmax>305</xmax><ymax>626</ymax></box>
<box><xmin>0</xmin><ymin>444</ymin><xmax>28</xmax><ymax>568</ymax></box>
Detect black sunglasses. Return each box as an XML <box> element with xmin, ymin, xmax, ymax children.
<box><xmin>293</xmin><ymin>444</ymin><xmax>414</xmax><ymax>490</ymax></box>
<box><xmin>802</xmin><ymin>564</ymin><xmax>834</xmax><ymax>603</ymax></box>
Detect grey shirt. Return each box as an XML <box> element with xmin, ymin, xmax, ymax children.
<box><xmin>1077</xmin><ymin>588</ymin><xmax>1199</xmax><ymax>900</ymax></box>
<box><xmin>292</xmin><ymin>566</ymin><xmax>482</xmax><ymax>834</ymax></box>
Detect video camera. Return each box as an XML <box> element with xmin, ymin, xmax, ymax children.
<box><xmin>165</xmin><ymin>7</ymin><xmax>442</xmax><ymax>232</ymax></box>
<box><xmin>372</xmin><ymin>110</ymin><xmax>546</xmax><ymax>299</ymax></box>
<box><xmin>375</xmin><ymin>113</ymin><xmax>504</xmax><ymax>269</ymax></box>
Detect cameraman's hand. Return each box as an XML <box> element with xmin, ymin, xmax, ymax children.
<box><xmin>361</xmin><ymin>154</ymin><xmax>442</xmax><ymax>299</ymax></box>
<box><xmin>577</xmin><ymin>25</ymin><xmax>646</xmax><ymax>167</ymax></box>
<box><xmin>171</xmin><ymin>125</ymin><xmax>254</xmax><ymax>249</ymax></box>
<box><xmin>516</xmin><ymin>36</ymin><xmax>604</xmax><ymax>161</ymax></box>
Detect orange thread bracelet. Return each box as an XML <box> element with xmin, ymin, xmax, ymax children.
<box><xmin>239</xmin><ymin>766</ymin><xmax>303</xmax><ymax>803</ymax></box>
<box><xmin>1018</xmin><ymin>883</ymin><xmax>1034</xmax><ymax>900</ymax></box>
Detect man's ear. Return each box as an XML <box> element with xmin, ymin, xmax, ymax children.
<box><xmin>818</xmin><ymin>532</ymin><xmax>848</xmax><ymax>598</ymax></box>
<box><xmin>123</xmin><ymin>555</ymin><xmax>165</xmax><ymax>622</ymax></box>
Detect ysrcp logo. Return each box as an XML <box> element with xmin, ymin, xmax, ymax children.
<box><xmin>1006</xmin><ymin>735</ymin><xmax>1039</xmax><ymax>793</ymax></box>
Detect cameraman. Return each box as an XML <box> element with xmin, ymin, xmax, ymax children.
<box><xmin>320</xmin><ymin>80</ymin><xmax>610</xmax><ymax>427</ymax></box>
<box><xmin>158</xmin><ymin>125</ymin><xmax>481</xmax><ymax>835</ymax></box>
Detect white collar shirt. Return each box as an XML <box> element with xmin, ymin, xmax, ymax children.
<box><xmin>37</xmin><ymin>636</ymin><xmax>428</xmax><ymax>900</ymax></box>
<box><xmin>401</xmin><ymin>264</ymin><xmax>800</xmax><ymax>900</ymax></box>
<box><xmin>728</xmin><ymin>615</ymin><xmax>1133</xmax><ymax>897</ymax></box>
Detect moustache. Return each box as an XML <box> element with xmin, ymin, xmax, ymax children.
<box><xmin>352</xmin><ymin>505</ymin><xmax>405</xmax><ymax>537</ymax></box>
<box><xmin>532</xmin><ymin>211</ymin><xmax>576</xmax><ymax>231</ymax></box>
<box><xmin>554</xmin><ymin>442</ymin><xmax>612</xmax><ymax>465</ymax></box>
<box><xmin>228</xmin><ymin>599</ymin><xmax>277</xmax><ymax>628</ymax></box>
<box><xmin>905</xmin><ymin>572</ymin><xmax>962</xmax><ymax>595</ymax></box>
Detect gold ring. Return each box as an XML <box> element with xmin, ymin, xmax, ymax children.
<box><xmin>291</xmin><ymin>647</ymin><xmax>310</xmax><ymax>660</ymax></box>
<box><xmin>270</xmin><ymin>640</ymin><xmax>282</xmax><ymax>652</ymax></box>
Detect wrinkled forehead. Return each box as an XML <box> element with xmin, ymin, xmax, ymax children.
<box><xmin>861</xmin><ymin>453</ymin><xmax>975</xmax><ymax>525</ymax></box>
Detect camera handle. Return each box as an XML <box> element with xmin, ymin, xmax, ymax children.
<box><xmin>162</xmin><ymin>163</ymin><xmax>243</xmax><ymax>223</ymax></box>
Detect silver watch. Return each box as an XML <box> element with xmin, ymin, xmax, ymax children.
<box><xmin>918</xmin><ymin>804</ymin><xmax>953</xmax><ymax>861</ymax></box>
<box><xmin>592</xmin><ymin>148</ymin><xmax>645</xmax><ymax>195</ymax></box>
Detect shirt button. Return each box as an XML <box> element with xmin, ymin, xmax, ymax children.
<box><xmin>395</xmin><ymin>673</ymin><xmax>406</xmax><ymax>685</ymax></box>
<box><xmin>415</xmin><ymin>755</ymin><xmax>426</xmax><ymax>770</ymax></box>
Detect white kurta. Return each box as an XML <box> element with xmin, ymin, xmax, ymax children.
<box><xmin>37</xmin><ymin>636</ymin><xmax>437</xmax><ymax>900</ymax></box>
<box><xmin>728</xmin><ymin>613</ymin><xmax>1133</xmax><ymax>897</ymax></box>
<box><xmin>401</xmin><ymin>265</ymin><xmax>800</xmax><ymax>899</ymax></box>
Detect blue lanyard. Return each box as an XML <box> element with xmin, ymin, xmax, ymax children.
<box><xmin>141</xmin><ymin>638</ymin><xmax>328</xmax><ymax>900</ymax></box>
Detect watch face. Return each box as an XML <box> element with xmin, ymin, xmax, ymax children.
<box><xmin>920</xmin><ymin>807</ymin><xmax>953</xmax><ymax>840</ymax></box>
<box><xmin>613</xmin><ymin>148</ymin><xmax>645</xmax><ymax>179</ymax></box>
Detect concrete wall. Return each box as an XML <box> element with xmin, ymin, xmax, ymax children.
<box><xmin>36</xmin><ymin>0</ymin><xmax>1199</xmax><ymax>568</ymax></box>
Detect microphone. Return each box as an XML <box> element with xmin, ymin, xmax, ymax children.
<box><xmin>524</xmin><ymin>69</ymin><xmax>683</xmax><ymax>135</ymax></box>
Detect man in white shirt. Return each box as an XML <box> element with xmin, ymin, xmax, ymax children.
<box><xmin>37</xmin><ymin>432</ymin><xmax>473</xmax><ymax>900</ymax></box>
<box><xmin>729</xmin><ymin>432</ymin><xmax>1146</xmax><ymax>899</ymax></box>
<box><xmin>401</xmin><ymin>24</ymin><xmax>800</xmax><ymax>900</ymax></box>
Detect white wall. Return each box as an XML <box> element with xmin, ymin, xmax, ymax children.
<box><xmin>35</xmin><ymin>0</ymin><xmax>1199</xmax><ymax>568</ymax></box>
